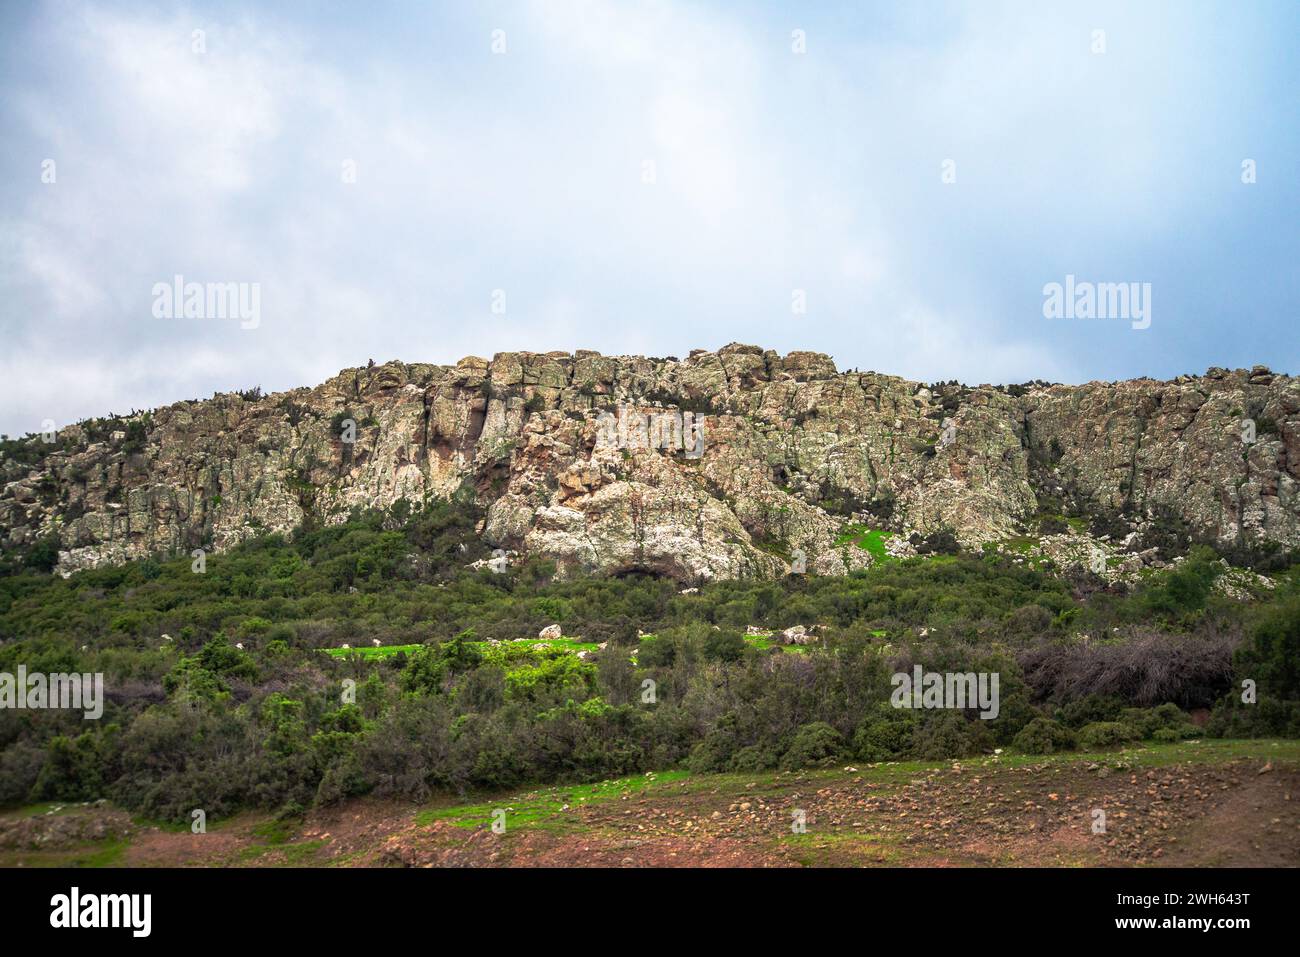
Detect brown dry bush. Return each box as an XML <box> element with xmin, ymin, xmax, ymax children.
<box><xmin>1017</xmin><ymin>626</ymin><xmax>1240</xmax><ymax>708</ymax></box>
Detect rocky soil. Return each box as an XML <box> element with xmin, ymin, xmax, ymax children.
<box><xmin>3</xmin><ymin>741</ymin><xmax>1295</xmax><ymax>868</ymax></box>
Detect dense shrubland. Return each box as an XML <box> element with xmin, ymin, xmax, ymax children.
<box><xmin>0</xmin><ymin>493</ymin><xmax>1296</xmax><ymax>823</ymax></box>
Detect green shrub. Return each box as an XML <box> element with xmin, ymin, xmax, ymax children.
<box><xmin>1207</xmin><ymin>698</ymin><xmax>1300</xmax><ymax>739</ymax></box>
<box><xmin>400</xmin><ymin>630</ymin><xmax>483</xmax><ymax>695</ymax></box>
<box><xmin>729</xmin><ymin>744</ymin><xmax>778</xmax><ymax>772</ymax></box>
<box><xmin>702</xmin><ymin>628</ymin><xmax>746</xmax><ymax>662</ymax></box>
<box><xmin>22</xmin><ymin>534</ymin><xmax>61</xmax><ymax>573</ymax></box>
<box><xmin>779</xmin><ymin>722</ymin><xmax>846</xmax><ymax>770</ymax></box>
<box><xmin>686</xmin><ymin>729</ymin><xmax>735</xmax><ymax>774</ymax></box>
<box><xmin>1011</xmin><ymin>717</ymin><xmax>1076</xmax><ymax>754</ymax></box>
<box><xmin>912</xmin><ymin>712</ymin><xmax>993</xmax><ymax>759</ymax></box>
<box><xmin>637</xmin><ymin>635</ymin><xmax>675</xmax><ymax>669</ymax></box>
<box><xmin>853</xmin><ymin>707</ymin><xmax>917</xmax><ymax>762</ymax></box>
<box><xmin>1055</xmin><ymin>695</ymin><xmax>1125</xmax><ymax>729</ymax></box>
<box><xmin>1077</xmin><ymin>721</ymin><xmax>1140</xmax><ymax>750</ymax></box>
<box><xmin>1119</xmin><ymin>703</ymin><xmax>1196</xmax><ymax>739</ymax></box>
<box><xmin>1234</xmin><ymin>590</ymin><xmax>1300</xmax><ymax>701</ymax></box>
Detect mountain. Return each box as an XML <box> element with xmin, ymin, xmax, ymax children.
<box><xmin>2</xmin><ymin>344</ymin><xmax>1297</xmax><ymax>579</ymax></box>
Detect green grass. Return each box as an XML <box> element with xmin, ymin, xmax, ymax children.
<box><xmin>835</xmin><ymin>523</ymin><xmax>894</xmax><ymax>563</ymax></box>
<box><xmin>251</xmin><ymin>816</ymin><xmax>300</xmax><ymax>845</ymax></box>
<box><xmin>779</xmin><ymin>830</ymin><xmax>906</xmax><ymax>866</ymax></box>
<box><xmin>0</xmin><ymin>835</ymin><xmax>128</xmax><ymax>868</ymax></box>
<box><xmin>236</xmin><ymin>838</ymin><xmax>326</xmax><ymax>866</ymax></box>
<box><xmin>494</xmin><ymin>637</ymin><xmax>600</xmax><ymax>653</ymax></box>
<box><xmin>415</xmin><ymin>769</ymin><xmax>692</xmax><ymax>831</ymax></box>
<box><xmin>321</xmin><ymin>643</ymin><xmax>421</xmax><ymax>659</ymax></box>
<box><xmin>1000</xmin><ymin>536</ymin><xmax>1040</xmax><ymax>554</ymax></box>
<box><xmin>0</xmin><ymin>801</ymin><xmax>88</xmax><ymax>821</ymax></box>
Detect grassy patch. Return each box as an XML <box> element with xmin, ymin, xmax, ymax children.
<box><xmin>250</xmin><ymin>816</ymin><xmax>299</xmax><ymax>845</ymax></box>
<box><xmin>0</xmin><ymin>836</ymin><xmax>128</xmax><ymax>868</ymax></box>
<box><xmin>322</xmin><ymin>643</ymin><xmax>422</xmax><ymax>660</ymax></box>
<box><xmin>0</xmin><ymin>802</ymin><xmax>89</xmax><ymax>821</ymax></box>
<box><xmin>416</xmin><ymin>769</ymin><xmax>692</xmax><ymax>832</ymax></box>
<box><xmin>779</xmin><ymin>830</ymin><xmax>906</xmax><ymax>866</ymax></box>
<box><xmin>1000</xmin><ymin>536</ymin><xmax>1040</xmax><ymax>554</ymax></box>
<box><xmin>835</xmin><ymin>523</ymin><xmax>894</xmax><ymax>563</ymax></box>
<box><xmin>490</xmin><ymin>637</ymin><xmax>600</xmax><ymax>653</ymax></box>
<box><xmin>236</xmin><ymin>838</ymin><xmax>326</xmax><ymax>866</ymax></box>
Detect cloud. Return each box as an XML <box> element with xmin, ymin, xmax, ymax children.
<box><xmin>0</xmin><ymin>0</ymin><xmax>1295</xmax><ymax>435</ymax></box>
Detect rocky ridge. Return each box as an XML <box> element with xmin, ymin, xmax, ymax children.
<box><xmin>1</xmin><ymin>345</ymin><xmax>1296</xmax><ymax>581</ymax></box>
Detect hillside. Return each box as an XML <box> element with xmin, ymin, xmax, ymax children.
<box><xmin>2</xmin><ymin>345</ymin><xmax>1297</xmax><ymax>579</ymax></box>
<box><xmin>1</xmin><ymin>349</ymin><xmax>1298</xmax><ymax>850</ymax></box>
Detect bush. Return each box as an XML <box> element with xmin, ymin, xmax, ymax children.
<box><xmin>1205</xmin><ymin>587</ymin><xmax>1300</xmax><ymax>739</ymax></box>
<box><xmin>1234</xmin><ymin>590</ymin><xmax>1300</xmax><ymax>701</ymax></box>
<box><xmin>1119</xmin><ymin>703</ymin><xmax>1195</xmax><ymax>739</ymax></box>
<box><xmin>637</xmin><ymin>635</ymin><xmax>675</xmax><ymax>669</ymax></box>
<box><xmin>912</xmin><ymin>712</ymin><xmax>993</xmax><ymax>759</ymax></box>
<box><xmin>911</xmin><ymin>529</ymin><xmax>961</xmax><ymax>556</ymax></box>
<box><xmin>0</xmin><ymin>739</ymin><xmax>47</xmax><ymax>805</ymax></box>
<box><xmin>23</xmin><ymin>534</ymin><xmax>61</xmax><ymax>573</ymax></box>
<box><xmin>1012</xmin><ymin>717</ymin><xmax>1077</xmax><ymax>754</ymax></box>
<box><xmin>853</xmin><ymin>707</ymin><xmax>917</xmax><ymax>762</ymax></box>
<box><xmin>1054</xmin><ymin>695</ymin><xmax>1125</xmax><ymax>729</ymax></box>
<box><xmin>702</xmin><ymin>628</ymin><xmax>746</xmax><ymax>662</ymax></box>
<box><xmin>1077</xmin><ymin>721</ymin><xmax>1140</xmax><ymax>750</ymax></box>
<box><xmin>1005</xmin><ymin>603</ymin><xmax>1053</xmax><ymax>638</ymax></box>
<box><xmin>400</xmin><ymin>631</ymin><xmax>483</xmax><ymax>695</ymax></box>
<box><xmin>1207</xmin><ymin>697</ymin><xmax>1300</xmax><ymax>739</ymax></box>
<box><xmin>686</xmin><ymin>719</ymin><xmax>738</xmax><ymax>774</ymax></box>
<box><xmin>729</xmin><ymin>744</ymin><xmax>778</xmax><ymax>772</ymax></box>
<box><xmin>1023</xmin><ymin>629</ymin><xmax>1236</xmax><ymax>712</ymax></box>
<box><xmin>779</xmin><ymin>722</ymin><xmax>846</xmax><ymax>770</ymax></box>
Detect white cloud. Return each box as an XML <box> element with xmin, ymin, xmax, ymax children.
<box><xmin>0</xmin><ymin>0</ymin><xmax>1291</xmax><ymax>434</ymax></box>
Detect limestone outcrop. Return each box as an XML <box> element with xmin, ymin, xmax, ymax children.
<box><xmin>2</xmin><ymin>346</ymin><xmax>1295</xmax><ymax>581</ymax></box>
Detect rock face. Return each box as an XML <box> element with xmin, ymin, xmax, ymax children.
<box><xmin>2</xmin><ymin>347</ymin><xmax>1297</xmax><ymax>580</ymax></box>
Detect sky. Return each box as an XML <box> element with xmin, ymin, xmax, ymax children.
<box><xmin>1</xmin><ymin>0</ymin><xmax>1297</xmax><ymax>436</ymax></box>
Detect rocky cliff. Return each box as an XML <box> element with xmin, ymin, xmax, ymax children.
<box><xmin>2</xmin><ymin>344</ymin><xmax>1297</xmax><ymax>581</ymax></box>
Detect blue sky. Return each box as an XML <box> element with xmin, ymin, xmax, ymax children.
<box><xmin>1</xmin><ymin>0</ymin><xmax>1297</xmax><ymax>435</ymax></box>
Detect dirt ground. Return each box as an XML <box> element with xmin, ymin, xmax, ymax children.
<box><xmin>2</xmin><ymin>741</ymin><xmax>1297</xmax><ymax>868</ymax></box>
